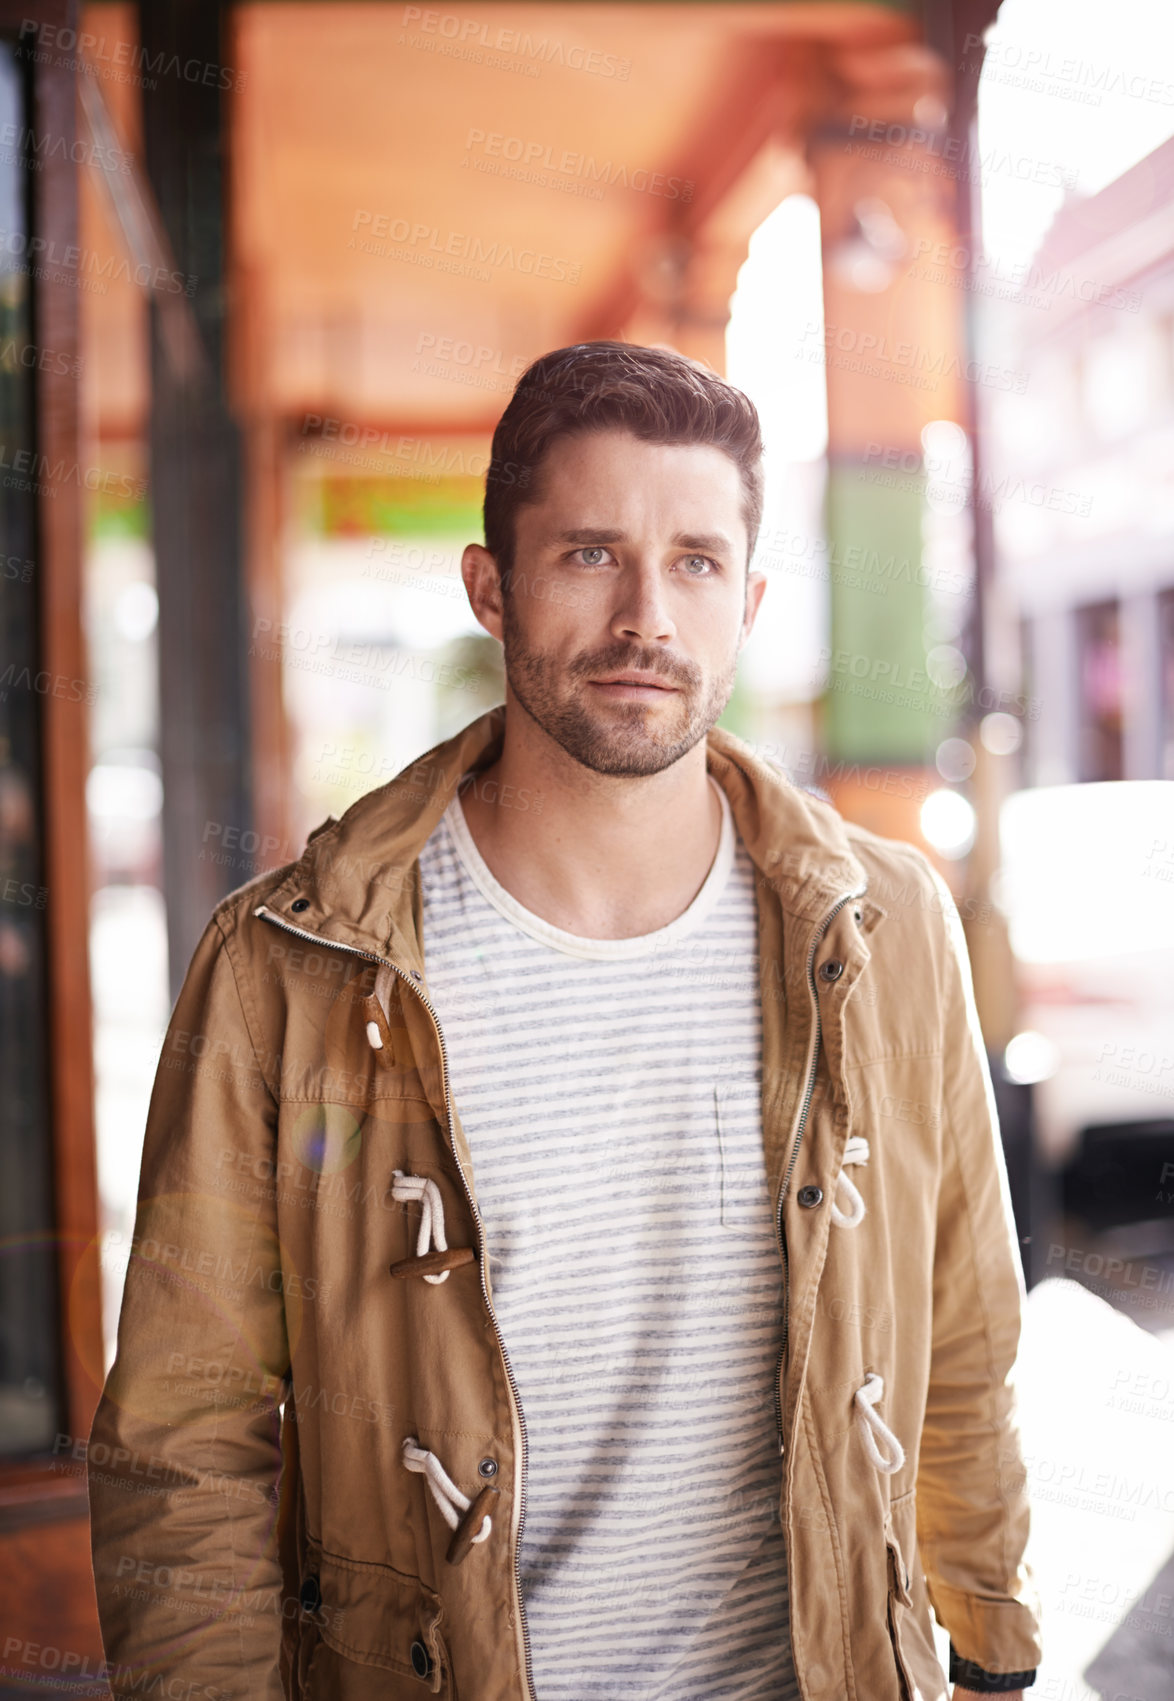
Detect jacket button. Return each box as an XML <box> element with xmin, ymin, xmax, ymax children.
<box><xmin>291</xmin><ymin>897</ymin><xmax>310</xmax><ymax>913</ymax></box>
<box><xmin>798</xmin><ymin>1185</ymin><xmax>824</xmax><ymax>1209</ymax></box>
<box><xmin>818</xmin><ymin>959</ymin><xmax>844</xmax><ymax>982</ymax></box>
<box><xmin>299</xmin><ymin>1574</ymin><xmax>321</xmax><ymax>1612</ymax></box>
<box><xmin>478</xmin><ymin>1457</ymin><xmax>498</xmax><ymax>1478</ymax></box>
<box><xmin>410</xmin><ymin>1639</ymin><xmax>433</xmax><ymax>1679</ymax></box>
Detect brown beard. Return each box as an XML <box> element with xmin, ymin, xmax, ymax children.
<box><xmin>499</xmin><ymin>594</ymin><xmax>740</xmax><ymax>778</ymax></box>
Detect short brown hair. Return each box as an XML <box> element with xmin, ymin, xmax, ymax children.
<box><xmin>483</xmin><ymin>340</ymin><xmax>765</xmax><ymax>585</ymax></box>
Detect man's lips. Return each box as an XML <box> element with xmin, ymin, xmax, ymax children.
<box><xmin>589</xmin><ymin>676</ymin><xmax>679</xmax><ymax>694</ymax></box>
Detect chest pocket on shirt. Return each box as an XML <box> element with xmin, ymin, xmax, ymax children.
<box><xmin>712</xmin><ymin>1072</ymin><xmax>769</xmax><ymax>1236</ymax></box>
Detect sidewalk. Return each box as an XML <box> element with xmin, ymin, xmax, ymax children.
<box><xmin>1011</xmin><ymin>1276</ymin><xmax>1174</xmax><ymax>1699</ymax></box>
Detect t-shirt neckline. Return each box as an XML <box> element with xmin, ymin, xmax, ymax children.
<box><xmin>442</xmin><ymin>772</ymin><xmax>736</xmax><ymax>960</ymax></box>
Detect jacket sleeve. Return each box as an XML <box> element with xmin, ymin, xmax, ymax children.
<box><xmin>913</xmin><ymin>865</ymin><xmax>1044</xmax><ymax>1679</ymax></box>
<box><xmin>88</xmin><ymin>908</ymin><xmax>289</xmax><ymax>1701</ymax></box>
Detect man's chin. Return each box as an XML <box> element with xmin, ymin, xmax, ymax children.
<box><xmin>551</xmin><ymin>701</ymin><xmax>703</xmax><ymax>777</ymax></box>
<box><xmin>503</xmin><ymin>659</ymin><xmax>727</xmax><ymax>777</ymax></box>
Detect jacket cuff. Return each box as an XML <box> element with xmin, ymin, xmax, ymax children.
<box><xmin>949</xmin><ymin>1645</ymin><xmax>1037</xmax><ymax>1692</ymax></box>
<box><xmin>927</xmin><ymin>1578</ymin><xmax>1043</xmax><ymax>1675</ymax></box>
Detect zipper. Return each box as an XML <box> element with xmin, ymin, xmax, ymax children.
<box><xmin>772</xmin><ymin>887</ymin><xmax>865</xmax><ymax>1459</ymax></box>
<box><xmin>253</xmin><ymin>902</ymin><xmax>537</xmax><ymax>1701</ymax></box>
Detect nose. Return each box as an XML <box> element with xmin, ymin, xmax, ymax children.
<box><xmin>610</xmin><ymin>560</ymin><xmax>676</xmax><ymax>645</ymax></box>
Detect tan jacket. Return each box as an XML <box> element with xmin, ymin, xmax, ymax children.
<box><xmin>88</xmin><ymin>704</ymin><xmax>1043</xmax><ymax>1701</ymax></box>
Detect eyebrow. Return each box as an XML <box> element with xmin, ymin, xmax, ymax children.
<box><xmin>550</xmin><ymin>528</ymin><xmax>734</xmax><ymax>554</ymax></box>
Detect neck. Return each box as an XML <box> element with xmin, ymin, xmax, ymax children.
<box><xmin>457</xmin><ymin>702</ymin><xmax>723</xmax><ymax>940</ymax></box>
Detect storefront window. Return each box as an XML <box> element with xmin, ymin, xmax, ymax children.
<box><xmin>1160</xmin><ymin>587</ymin><xmax>1174</xmax><ymax>781</ymax></box>
<box><xmin>1074</xmin><ymin>600</ymin><xmax>1124</xmax><ymax>784</ymax></box>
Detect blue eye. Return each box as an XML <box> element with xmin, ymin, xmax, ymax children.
<box><xmin>577</xmin><ymin>547</ymin><xmax>607</xmax><ymax>565</ymax></box>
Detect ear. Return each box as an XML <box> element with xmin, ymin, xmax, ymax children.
<box><xmin>461</xmin><ymin>543</ymin><xmax>505</xmax><ymax>642</ymax></box>
<box><xmin>739</xmin><ymin>569</ymin><xmax>768</xmax><ymax>647</ymax></box>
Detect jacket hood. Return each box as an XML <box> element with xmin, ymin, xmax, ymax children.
<box><xmin>257</xmin><ymin>703</ymin><xmax>870</xmax><ymax>973</ymax></box>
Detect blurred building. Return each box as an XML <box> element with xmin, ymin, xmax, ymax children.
<box><xmin>970</xmin><ymin>135</ymin><xmax>1174</xmax><ymax>1244</ymax></box>
<box><xmin>985</xmin><ymin>133</ymin><xmax>1174</xmax><ymax>790</ymax></box>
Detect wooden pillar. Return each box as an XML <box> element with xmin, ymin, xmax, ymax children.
<box><xmin>808</xmin><ymin>42</ymin><xmax>962</xmax><ymax>786</ymax></box>
<box><xmin>227</xmin><ymin>231</ymin><xmax>295</xmax><ymax>873</ymax></box>
<box><xmin>0</xmin><ymin>0</ymin><xmax>104</xmax><ymax>1662</ymax></box>
<box><xmin>929</xmin><ymin>0</ymin><xmax>1021</xmax><ymax>1052</ymax></box>
<box><xmin>241</xmin><ymin>408</ymin><xmax>294</xmax><ymax>868</ymax></box>
<box><xmin>138</xmin><ymin>0</ymin><xmax>252</xmax><ymax>1000</ymax></box>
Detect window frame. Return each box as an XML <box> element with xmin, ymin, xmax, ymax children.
<box><xmin>0</xmin><ymin>0</ymin><xmax>103</xmax><ymax>1516</ymax></box>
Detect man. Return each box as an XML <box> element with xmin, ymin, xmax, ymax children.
<box><xmin>89</xmin><ymin>341</ymin><xmax>1043</xmax><ymax>1700</ymax></box>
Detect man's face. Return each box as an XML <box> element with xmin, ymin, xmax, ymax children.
<box><xmin>487</xmin><ymin>428</ymin><xmax>765</xmax><ymax>778</ymax></box>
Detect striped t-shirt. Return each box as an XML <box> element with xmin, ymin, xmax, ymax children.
<box><xmin>417</xmin><ymin>774</ymin><xmax>800</xmax><ymax>1701</ymax></box>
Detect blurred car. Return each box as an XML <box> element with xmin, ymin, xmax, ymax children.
<box><xmin>997</xmin><ymin>781</ymin><xmax>1174</xmax><ymax>1241</ymax></box>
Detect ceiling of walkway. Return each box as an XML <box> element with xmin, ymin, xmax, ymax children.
<box><xmin>228</xmin><ymin>2</ymin><xmax>928</xmax><ymax>427</ymax></box>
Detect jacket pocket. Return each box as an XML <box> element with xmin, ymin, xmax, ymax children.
<box><xmin>884</xmin><ymin>1508</ymin><xmax>916</xmax><ymax>1701</ymax></box>
<box><xmin>884</xmin><ymin>1493</ymin><xmax>950</xmax><ymax>1701</ymax></box>
<box><xmin>299</xmin><ymin>1540</ymin><xmax>455</xmax><ymax>1698</ymax></box>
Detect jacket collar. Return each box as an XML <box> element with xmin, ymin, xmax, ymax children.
<box><xmin>259</xmin><ymin>704</ymin><xmax>869</xmax><ymax>971</ymax></box>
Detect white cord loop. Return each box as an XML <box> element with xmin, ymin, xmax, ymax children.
<box><xmin>854</xmin><ymin>1371</ymin><xmax>905</xmax><ymax>1475</ymax></box>
<box><xmin>392</xmin><ymin>1170</ymin><xmax>452</xmax><ymax>1284</ymax></box>
<box><xmin>402</xmin><ymin>1438</ymin><xmax>493</xmax><ymax>1543</ymax></box>
<box><xmin>830</xmin><ymin>1135</ymin><xmax>870</xmax><ymax>1228</ymax></box>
